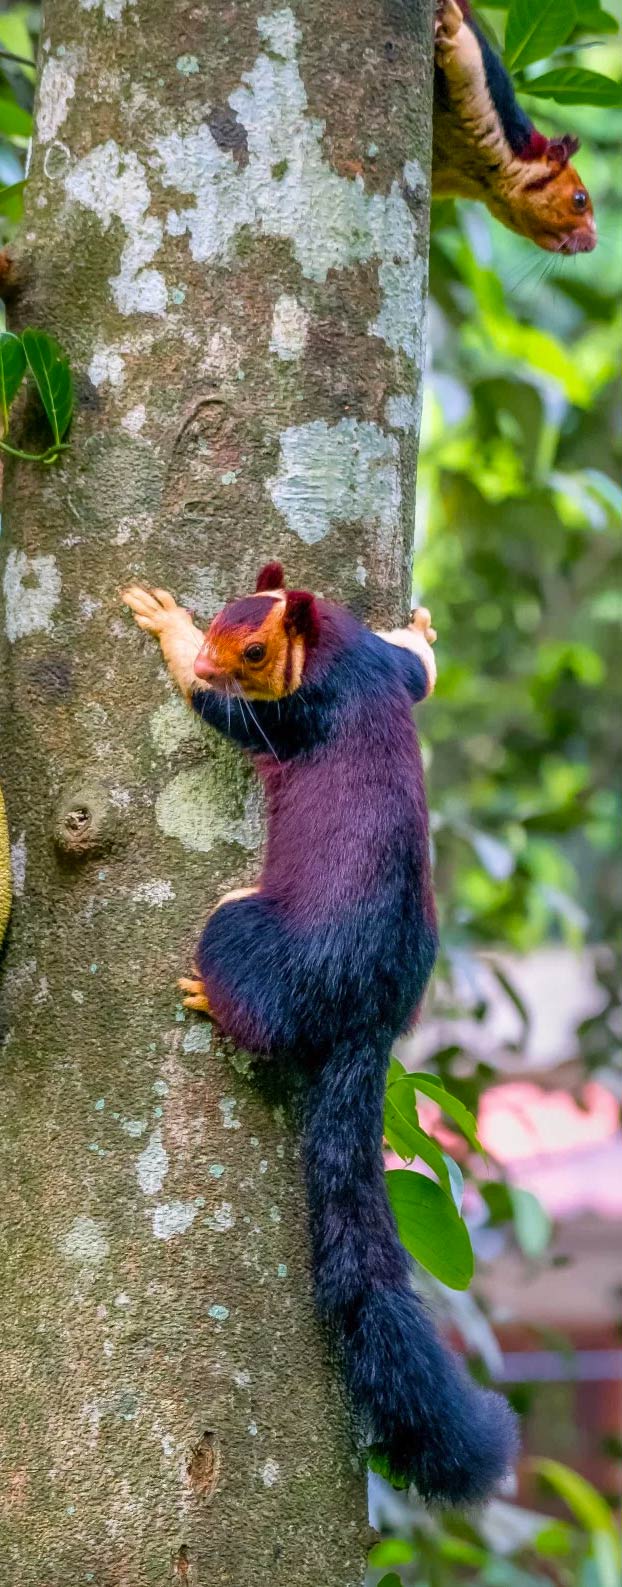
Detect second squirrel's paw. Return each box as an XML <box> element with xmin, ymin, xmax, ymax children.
<box><xmin>410</xmin><ymin>607</ymin><xmax>437</xmax><ymax>645</ymax></box>
<box><xmin>178</xmin><ymin>973</ymin><xmax>215</xmax><ymax>1017</ymax></box>
<box><xmin>122</xmin><ymin>584</ymin><xmax>181</xmax><ymax>635</ymax></box>
<box><xmin>435</xmin><ymin>0</ymin><xmax>463</xmax><ymax>46</ymax></box>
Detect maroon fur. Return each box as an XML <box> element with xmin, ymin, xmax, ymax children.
<box><xmin>284</xmin><ymin>590</ymin><xmax>321</xmax><ymax>649</ymax></box>
<box><xmin>256</xmin><ymin>561</ymin><xmax>285</xmax><ymax>591</ymax></box>
<box><xmin>211</xmin><ymin>595</ymin><xmax>276</xmax><ymax>636</ymax></box>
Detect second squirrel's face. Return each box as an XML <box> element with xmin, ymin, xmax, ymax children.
<box><xmin>194</xmin><ymin>592</ymin><xmax>305</xmax><ymax>701</ymax></box>
<box><xmin>518</xmin><ymin>161</ymin><xmax>597</xmax><ymax>254</ymax></box>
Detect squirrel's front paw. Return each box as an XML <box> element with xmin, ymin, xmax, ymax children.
<box><xmin>435</xmin><ymin>0</ymin><xmax>463</xmax><ymax>44</ymax></box>
<box><xmin>122</xmin><ymin>584</ymin><xmax>180</xmax><ymax>636</ymax></box>
<box><xmin>410</xmin><ymin>607</ymin><xmax>437</xmax><ymax>646</ymax></box>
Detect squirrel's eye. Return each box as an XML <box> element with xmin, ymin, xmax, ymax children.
<box><xmin>244</xmin><ymin>642</ymin><xmax>266</xmax><ymax>664</ymax></box>
<box><xmin>573</xmin><ymin>190</ymin><xmax>588</xmax><ymax>212</ymax></box>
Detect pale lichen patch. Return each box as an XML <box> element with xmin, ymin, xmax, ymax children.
<box><xmin>136</xmin><ymin>1127</ymin><xmax>169</xmax><ymax>1195</ymax></box>
<box><xmin>151</xmin><ymin>1200</ymin><xmax>198</xmax><ymax>1240</ymax></box>
<box><xmin>10</xmin><ymin>833</ymin><xmax>26</xmax><ymax>896</ymax></box>
<box><xmin>176</xmin><ymin>54</ymin><xmax>200</xmax><ymax>74</ymax></box>
<box><xmin>88</xmin><ymin>346</ymin><xmax>126</xmax><ymax>389</ymax></box>
<box><xmin>218</xmin><ymin>1097</ymin><xmax>241</xmax><ymax>1131</ymax></box>
<box><xmin>79</xmin><ymin>0</ymin><xmax>137</xmax><ymax>19</ymax></box>
<box><xmin>153</xmin><ymin>9</ymin><xmax>424</xmax><ymax>354</ymax></box>
<box><xmin>3</xmin><ymin>549</ymin><xmax>61</xmax><ymax>643</ymax></box>
<box><xmin>156</xmin><ymin>766</ymin><xmax>262</xmax><ymax>854</ymax></box>
<box><xmin>60</xmin><ymin>1215</ymin><xmax>110</xmax><ymax>1266</ymax></box>
<box><xmin>261</xmin><ymin>1458</ymin><xmax>280</xmax><ymax>1487</ymax></box>
<box><xmin>37</xmin><ymin>57</ymin><xmax>76</xmax><ymax>144</ymax></box>
<box><xmin>65</xmin><ymin>140</ymin><xmax>166</xmax><ymax>316</ymax></box>
<box><xmin>121</xmin><ymin>1117</ymin><xmax>147</xmax><ymax>1137</ymax></box>
<box><xmin>149</xmin><ymin>696</ymin><xmax>205</xmax><ymax>755</ymax></box>
<box><xmin>269</xmin><ymin>294</ymin><xmax>309</xmax><ymax>361</ymax></box>
<box><xmin>206</xmin><ymin>1201</ymin><xmax>235</xmax><ymax>1233</ymax></box>
<box><xmin>403</xmin><ymin>157</ymin><xmax>428</xmax><ymax>198</ymax></box>
<box><xmin>132</xmin><ymin>879</ymin><xmax>175</xmax><ymax>906</ymax></box>
<box><xmin>182</xmin><ymin>1025</ymin><xmax>212</xmax><ymax>1055</ymax></box>
<box><xmin>385</xmin><ymin>394</ymin><xmax>419</xmax><ymax>431</ymax></box>
<box><xmin>120</xmin><ymin>403</ymin><xmax>147</xmax><ymax>435</ymax></box>
<box><xmin>266</xmin><ymin>419</ymin><xmax>401</xmax><ymax>545</ymax></box>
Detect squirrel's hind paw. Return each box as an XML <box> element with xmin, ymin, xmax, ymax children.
<box><xmin>410</xmin><ymin>607</ymin><xmax>437</xmax><ymax>645</ymax></box>
<box><xmin>178</xmin><ymin>973</ymin><xmax>215</xmax><ymax>1017</ymax></box>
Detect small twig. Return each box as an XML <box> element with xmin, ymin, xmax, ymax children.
<box><xmin>0</xmin><ymin>438</ymin><xmax>67</xmax><ymax>464</ymax></box>
<box><xmin>0</xmin><ymin>47</ymin><xmax>35</xmax><ymax>69</ymax></box>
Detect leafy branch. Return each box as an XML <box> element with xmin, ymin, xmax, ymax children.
<box><xmin>0</xmin><ymin>329</ymin><xmax>73</xmax><ymax>465</ymax></box>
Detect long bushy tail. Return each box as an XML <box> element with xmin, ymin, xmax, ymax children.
<box><xmin>304</xmin><ymin>1040</ymin><xmax>518</xmax><ymax>1506</ymax></box>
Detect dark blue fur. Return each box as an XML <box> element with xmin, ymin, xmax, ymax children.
<box><xmin>190</xmin><ymin>601</ymin><xmax>518</xmax><ymax>1504</ymax></box>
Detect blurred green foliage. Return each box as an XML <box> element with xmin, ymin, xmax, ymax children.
<box><xmin>0</xmin><ymin>4</ymin><xmax>35</xmax><ymax>236</ymax></box>
<box><xmin>375</xmin><ymin>0</ymin><xmax>622</xmax><ymax>1578</ymax></box>
<box><xmin>417</xmin><ymin>7</ymin><xmax>621</xmax><ymax>1020</ymax></box>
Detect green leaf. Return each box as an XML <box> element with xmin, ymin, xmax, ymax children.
<box><xmin>409</xmin><ymin>1072</ymin><xmax>484</xmax><ymax>1154</ymax></box>
<box><xmin>387</xmin><ymin>1055</ymin><xmax>407</xmax><ymax>1086</ymax></box>
<box><xmin>475</xmin><ymin>314</ymin><xmax>591</xmax><ymax>405</ymax></box>
<box><xmin>593</xmin><ymin>1534</ymin><xmax>622</xmax><ymax>1587</ymax></box>
<box><xmin>369</xmin><ymin>1538</ymin><xmax>415</xmax><ymax>1566</ymax></box>
<box><xmin>399</xmin><ymin>1122</ymin><xmax>453</xmax><ymax>1191</ymax></box>
<box><xmin>444</xmin><ymin>1152</ymin><xmax>465</xmax><ymax>1212</ymax></box>
<box><xmin>534</xmin><ymin>1520</ymin><xmax>576</xmax><ymax>1556</ymax></box>
<box><xmin>481</xmin><ymin>1180</ymin><xmax>515</xmax><ymax>1225</ymax></box>
<box><xmin>386</xmin><ymin>1169</ymin><xmax>475</xmax><ymax>1289</ymax></box>
<box><xmin>524</xmin><ymin>68</ymin><xmax>622</xmax><ymax>105</ymax></box>
<box><xmin>377</xmin><ymin>1577</ymin><xmax>402</xmax><ymax>1587</ymax></box>
<box><xmin>0</xmin><ymin>181</ymin><xmax>25</xmax><ymax>225</ymax></box>
<box><xmin>384</xmin><ymin>1079</ymin><xmax>465</xmax><ymax>1205</ymax></box>
<box><xmin>0</xmin><ymin>332</ymin><xmax>26</xmax><ymax>435</ymax></box>
<box><xmin>532</xmin><ymin>1472</ymin><xmax>622</xmax><ymax>1587</ymax></box>
<box><xmin>384</xmin><ymin>1076</ymin><xmax>421</xmax><ymax>1160</ymax></box>
<box><xmin>0</xmin><ymin>95</ymin><xmax>32</xmax><ymax>139</ymax></box>
<box><xmin>0</xmin><ymin>14</ymin><xmax>35</xmax><ymax>78</ymax></box>
<box><xmin>509</xmin><ymin>1187</ymin><xmax>552</xmax><ymax>1257</ymax></box>
<box><xmin>505</xmin><ymin>0</ymin><xmax>576</xmax><ymax>69</ymax></box>
<box><xmin>22</xmin><ymin>329</ymin><xmax>73</xmax><ymax>448</ymax></box>
<box><xmin>574</xmin><ymin>4</ymin><xmax>619</xmax><ymax>34</ymax></box>
<box><xmin>438</xmin><ymin>1535</ymin><xmax>488</xmax><ymax>1566</ymax></box>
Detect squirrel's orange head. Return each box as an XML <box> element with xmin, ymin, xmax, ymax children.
<box><xmin>513</xmin><ymin>137</ymin><xmax>596</xmax><ymax>254</ymax></box>
<box><xmin>194</xmin><ymin>562</ymin><xmax>320</xmax><ymax>700</ymax></box>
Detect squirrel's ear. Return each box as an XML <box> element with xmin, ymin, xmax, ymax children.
<box><xmin>256</xmin><ymin>561</ymin><xmax>285</xmax><ymax>592</ymax></box>
<box><xmin>284</xmin><ymin>590</ymin><xmax>320</xmax><ymax>648</ymax></box>
<box><xmin>546</xmin><ymin>134</ymin><xmax>580</xmax><ymax>167</ymax></box>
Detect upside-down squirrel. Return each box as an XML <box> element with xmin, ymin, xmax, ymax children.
<box><xmin>0</xmin><ymin>1</ymin><xmax>595</xmax><ymax>314</ymax></box>
<box><xmin>433</xmin><ymin>0</ymin><xmax>596</xmax><ymax>253</ymax></box>
<box><xmin>123</xmin><ymin>567</ymin><xmax>517</xmax><ymax>1506</ymax></box>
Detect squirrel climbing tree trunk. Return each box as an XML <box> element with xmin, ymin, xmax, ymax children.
<box><xmin>0</xmin><ymin>1</ymin><xmax>434</xmax><ymax>1581</ymax></box>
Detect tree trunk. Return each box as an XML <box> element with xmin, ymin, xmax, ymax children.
<box><xmin>0</xmin><ymin>1</ymin><xmax>433</xmax><ymax>1581</ymax></box>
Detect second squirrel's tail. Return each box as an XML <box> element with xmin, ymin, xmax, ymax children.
<box><xmin>304</xmin><ymin>1039</ymin><xmax>518</xmax><ymax>1506</ymax></box>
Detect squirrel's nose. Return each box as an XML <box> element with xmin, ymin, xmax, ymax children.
<box><xmin>194</xmin><ymin>649</ymin><xmax>222</xmax><ymax>681</ymax></box>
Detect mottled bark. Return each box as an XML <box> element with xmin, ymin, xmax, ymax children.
<box><xmin>0</xmin><ymin>1</ymin><xmax>433</xmax><ymax>1582</ymax></box>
